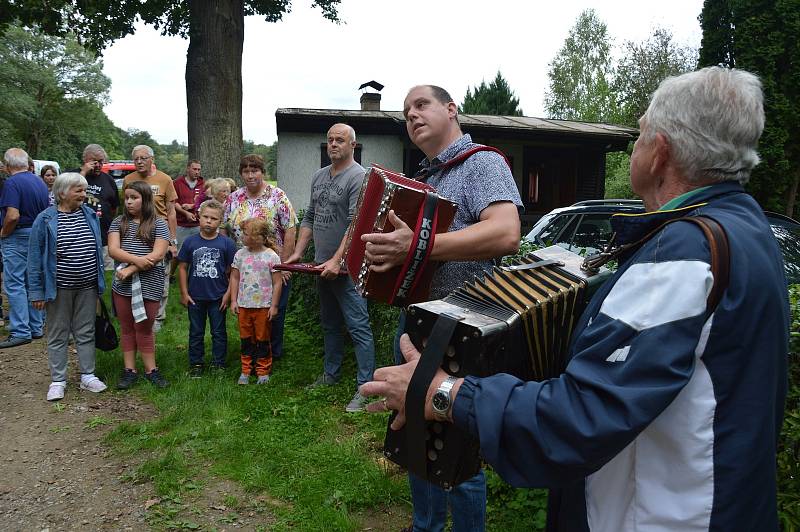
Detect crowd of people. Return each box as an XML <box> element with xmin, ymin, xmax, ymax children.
<box><xmin>0</xmin><ymin>69</ymin><xmax>790</xmax><ymax>531</ymax></box>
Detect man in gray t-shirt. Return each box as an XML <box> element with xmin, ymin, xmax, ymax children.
<box><xmin>287</xmin><ymin>123</ymin><xmax>375</xmax><ymax>413</ymax></box>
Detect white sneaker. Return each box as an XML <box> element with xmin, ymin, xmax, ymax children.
<box><xmin>80</xmin><ymin>375</ymin><xmax>108</xmax><ymax>393</ymax></box>
<box><xmin>47</xmin><ymin>382</ymin><xmax>66</xmax><ymax>401</ymax></box>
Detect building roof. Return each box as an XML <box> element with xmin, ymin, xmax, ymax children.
<box><xmin>275</xmin><ymin>108</ymin><xmax>638</xmax><ymax>151</ymax></box>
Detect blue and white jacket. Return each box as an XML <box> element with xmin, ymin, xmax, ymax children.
<box><xmin>452</xmin><ymin>182</ymin><xmax>789</xmax><ymax>531</ymax></box>
<box><xmin>28</xmin><ymin>204</ymin><xmax>106</xmax><ymax>302</ymax></box>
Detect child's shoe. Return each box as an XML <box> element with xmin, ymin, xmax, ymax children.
<box><xmin>238</xmin><ymin>373</ymin><xmax>249</xmax><ymax>385</ymax></box>
<box><xmin>256</xmin><ymin>375</ymin><xmax>270</xmax><ymax>385</ymax></box>
<box><xmin>189</xmin><ymin>365</ymin><xmax>204</xmax><ymax>379</ymax></box>
<box><xmin>144</xmin><ymin>368</ymin><xmax>169</xmax><ymax>388</ymax></box>
<box><xmin>117</xmin><ymin>369</ymin><xmax>139</xmax><ymax>390</ymax></box>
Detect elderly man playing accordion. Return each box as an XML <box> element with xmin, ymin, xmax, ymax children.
<box><xmin>362</xmin><ymin>66</ymin><xmax>789</xmax><ymax>532</ymax></box>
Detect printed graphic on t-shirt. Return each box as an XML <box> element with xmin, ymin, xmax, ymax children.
<box><xmin>150</xmin><ymin>185</ymin><xmax>161</xmax><ymax>196</ymax></box>
<box><xmin>193</xmin><ymin>247</ymin><xmax>221</xmax><ymax>279</ymax></box>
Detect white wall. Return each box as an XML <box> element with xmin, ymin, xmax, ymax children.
<box><xmin>277</xmin><ymin>132</ymin><xmax>404</xmax><ymax>216</ymax></box>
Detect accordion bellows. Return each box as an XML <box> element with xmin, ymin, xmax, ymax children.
<box><xmin>385</xmin><ymin>246</ymin><xmax>609</xmax><ymax>489</ymax></box>
<box><xmin>344</xmin><ymin>165</ymin><xmax>457</xmax><ymax>305</ymax></box>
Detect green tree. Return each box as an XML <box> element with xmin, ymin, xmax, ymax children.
<box><xmin>459</xmin><ymin>71</ymin><xmax>523</xmax><ymax>116</ymax></box>
<box><xmin>699</xmin><ymin>0</ymin><xmax>800</xmax><ymax>216</ymax></box>
<box><xmin>0</xmin><ymin>24</ymin><xmax>114</xmax><ymax>166</ymax></box>
<box><xmin>612</xmin><ymin>28</ymin><xmax>697</xmax><ymax>128</ymax></box>
<box><xmin>544</xmin><ymin>9</ymin><xmax>616</xmax><ymax>123</ymax></box>
<box><xmin>2</xmin><ymin>0</ymin><xmax>341</xmax><ymax>181</ymax></box>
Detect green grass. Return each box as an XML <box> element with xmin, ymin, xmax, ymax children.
<box><xmin>95</xmin><ymin>272</ymin><xmax>545</xmax><ymax>530</ymax></box>
<box><xmin>96</xmin><ymin>274</ymin><xmax>407</xmax><ymax>530</ymax></box>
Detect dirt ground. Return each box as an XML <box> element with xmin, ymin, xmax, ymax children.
<box><xmin>0</xmin><ymin>340</ymin><xmax>408</xmax><ymax>531</ymax></box>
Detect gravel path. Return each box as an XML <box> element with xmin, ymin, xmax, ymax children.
<box><xmin>0</xmin><ymin>339</ymin><xmax>156</xmax><ymax>530</ymax></box>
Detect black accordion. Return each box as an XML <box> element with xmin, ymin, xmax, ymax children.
<box><xmin>384</xmin><ymin>246</ymin><xmax>610</xmax><ymax>489</ymax></box>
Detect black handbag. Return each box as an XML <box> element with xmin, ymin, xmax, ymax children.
<box><xmin>95</xmin><ymin>297</ymin><xmax>119</xmax><ymax>351</ymax></box>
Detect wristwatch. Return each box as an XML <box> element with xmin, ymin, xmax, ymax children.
<box><xmin>170</xmin><ymin>238</ymin><xmax>178</xmax><ymax>246</ymax></box>
<box><xmin>431</xmin><ymin>376</ymin><xmax>458</xmax><ymax>421</ymax></box>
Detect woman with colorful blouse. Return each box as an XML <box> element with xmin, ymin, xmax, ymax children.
<box><xmin>223</xmin><ymin>154</ymin><xmax>298</xmax><ymax>360</ymax></box>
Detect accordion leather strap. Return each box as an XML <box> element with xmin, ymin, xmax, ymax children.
<box><xmin>389</xmin><ymin>191</ymin><xmax>440</xmax><ymax>306</ymax></box>
<box><xmin>415</xmin><ymin>146</ymin><xmax>510</xmax><ymax>182</ymax></box>
<box><xmin>682</xmin><ymin>216</ymin><xmax>730</xmax><ymax>313</ymax></box>
<box><xmin>405</xmin><ymin>312</ymin><xmax>461</xmax><ymax>476</ymax></box>
<box><xmin>584</xmin><ymin>214</ymin><xmax>730</xmax><ymax>312</ymax></box>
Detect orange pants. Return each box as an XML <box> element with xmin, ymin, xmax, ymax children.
<box><xmin>238</xmin><ymin>307</ymin><xmax>272</xmax><ymax>376</ymax></box>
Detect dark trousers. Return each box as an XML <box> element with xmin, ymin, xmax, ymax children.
<box><xmin>187</xmin><ymin>298</ymin><xmax>228</xmax><ymax>367</ymax></box>
<box><xmin>270</xmin><ymin>279</ymin><xmax>290</xmax><ymax>358</ymax></box>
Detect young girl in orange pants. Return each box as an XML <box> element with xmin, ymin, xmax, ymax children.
<box><xmin>230</xmin><ymin>218</ymin><xmax>282</xmax><ymax>384</ymax></box>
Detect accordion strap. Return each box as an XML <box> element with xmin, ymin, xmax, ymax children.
<box><xmin>583</xmin><ymin>215</ymin><xmax>729</xmax><ymax>312</ymax></box>
<box><xmin>405</xmin><ymin>312</ymin><xmax>461</xmax><ymax>477</ymax></box>
<box><xmin>415</xmin><ymin>145</ymin><xmax>510</xmax><ymax>182</ymax></box>
<box><xmin>389</xmin><ymin>191</ymin><xmax>440</xmax><ymax>306</ymax></box>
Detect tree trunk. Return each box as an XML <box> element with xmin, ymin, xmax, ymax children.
<box><xmin>186</xmin><ymin>0</ymin><xmax>243</xmax><ymax>181</ymax></box>
<box><xmin>785</xmin><ymin>171</ymin><xmax>799</xmax><ymax>218</ymax></box>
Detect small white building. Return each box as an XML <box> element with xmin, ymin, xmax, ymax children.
<box><xmin>276</xmin><ymin>91</ymin><xmax>636</xmax><ymax>231</ymax></box>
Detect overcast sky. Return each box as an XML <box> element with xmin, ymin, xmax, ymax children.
<box><xmin>100</xmin><ymin>0</ymin><xmax>705</xmax><ymax>145</ymax></box>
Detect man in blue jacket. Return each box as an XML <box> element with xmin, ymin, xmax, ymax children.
<box><xmin>362</xmin><ymin>66</ymin><xmax>789</xmax><ymax>531</ymax></box>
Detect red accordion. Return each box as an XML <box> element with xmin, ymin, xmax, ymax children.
<box><xmin>344</xmin><ymin>165</ymin><xmax>457</xmax><ymax>306</ymax></box>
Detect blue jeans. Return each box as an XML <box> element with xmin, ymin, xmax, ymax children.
<box><xmin>395</xmin><ymin>311</ymin><xmax>487</xmax><ymax>532</ymax></box>
<box><xmin>270</xmin><ymin>279</ymin><xmax>290</xmax><ymax>358</ymax></box>
<box><xmin>1</xmin><ymin>228</ymin><xmax>44</xmax><ymax>339</ymax></box>
<box><xmin>409</xmin><ymin>471</ymin><xmax>486</xmax><ymax>532</ymax></box>
<box><xmin>317</xmin><ymin>275</ymin><xmax>375</xmax><ymax>386</ymax></box>
<box><xmin>187</xmin><ymin>298</ymin><xmax>228</xmax><ymax>367</ymax></box>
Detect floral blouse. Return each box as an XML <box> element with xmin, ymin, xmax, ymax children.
<box><xmin>232</xmin><ymin>247</ymin><xmax>280</xmax><ymax>308</ymax></box>
<box><xmin>223</xmin><ymin>184</ymin><xmax>298</xmax><ymax>252</ymax></box>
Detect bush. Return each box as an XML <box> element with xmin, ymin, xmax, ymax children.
<box><xmin>778</xmin><ymin>284</ymin><xmax>800</xmax><ymax>530</ymax></box>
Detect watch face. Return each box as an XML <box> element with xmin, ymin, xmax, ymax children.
<box><xmin>432</xmin><ymin>391</ymin><xmax>449</xmax><ymax>412</ymax></box>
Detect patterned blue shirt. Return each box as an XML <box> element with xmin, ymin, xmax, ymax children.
<box><xmin>417</xmin><ymin>134</ymin><xmax>522</xmax><ymax>298</ymax></box>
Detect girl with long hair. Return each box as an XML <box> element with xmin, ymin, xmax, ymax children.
<box><xmin>108</xmin><ymin>180</ymin><xmax>171</xmax><ymax>389</ymax></box>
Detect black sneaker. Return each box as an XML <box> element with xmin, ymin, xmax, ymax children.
<box><xmin>117</xmin><ymin>369</ymin><xmax>139</xmax><ymax>390</ymax></box>
<box><xmin>188</xmin><ymin>365</ymin><xmax>204</xmax><ymax>378</ymax></box>
<box><xmin>145</xmin><ymin>368</ymin><xmax>169</xmax><ymax>388</ymax></box>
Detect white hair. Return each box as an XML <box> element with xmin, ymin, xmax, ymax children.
<box><xmin>3</xmin><ymin>148</ymin><xmax>30</xmax><ymax>171</ymax></box>
<box><xmin>52</xmin><ymin>172</ymin><xmax>88</xmax><ymax>206</ymax></box>
<box><xmin>641</xmin><ymin>66</ymin><xmax>764</xmax><ymax>185</ymax></box>
<box><xmin>131</xmin><ymin>144</ymin><xmax>154</xmax><ymax>158</ymax></box>
<box><xmin>83</xmin><ymin>143</ymin><xmax>108</xmax><ymax>162</ymax></box>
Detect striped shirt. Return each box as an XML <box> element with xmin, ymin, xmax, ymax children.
<box><xmin>56</xmin><ymin>209</ymin><xmax>98</xmax><ymax>290</ymax></box>
<box><xmin>109</xmin><ymin>217</ymin><xmax>170</xmax><ymax>301</ymax></box>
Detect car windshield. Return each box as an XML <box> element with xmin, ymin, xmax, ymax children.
<box><xmin>770</xmin><ymin>222</ymin><xmax>800</xmax><ymax>284</ymax></box>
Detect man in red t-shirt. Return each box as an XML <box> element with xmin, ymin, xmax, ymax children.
<box><xmin>171</xmin><ymin>160</ymin><xmax>204</xmax><ymax>279</ymax></box>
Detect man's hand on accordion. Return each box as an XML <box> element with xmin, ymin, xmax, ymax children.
<box><xmin>360</xmin><ymin>334</ymin><xmax>461</xmax><ymax>430</ymax></box>
<box><xmin>361</xmin><ymin>210</ymin><xmax>414</xmax><ymax>273</ymax></box>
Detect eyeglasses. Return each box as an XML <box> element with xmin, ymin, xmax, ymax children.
<box><xmin>133</xmin><ymin>156</ymin><xmax>152</xmax><ymax>162</ymax></box>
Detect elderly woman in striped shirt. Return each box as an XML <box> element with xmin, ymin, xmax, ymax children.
<box><xmin>28</xmin><ymin>172</ymin><xmax>108</xmax><ymax>402</ymax></box>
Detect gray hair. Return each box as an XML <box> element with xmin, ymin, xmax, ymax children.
<box><xmin>641</xmin><ymin>66</ymin><xmax>764</xmax><ymax>185</ymax></box>
<box><xmin>83</xmin><ymin>144</ymin><xmax>108</xmax><ymax>163</ymax></box>
<box><xmin>329</xmin><ymin>123</ymin><xmax>356</xmax><ymax>143</ymax></box>
<box><xmin>3</xmin><ymin>148</ymin><xmax>30</xmax><ymax>171</ymax></box>
<box><xmin>131</xmin><ymin>145</ymin><xmax>154</xmax><ymax>158</ymax></box>
<box><xmin>52</xmin><ymin>172</ymin><xmax>88</xmax><ymax>206</ymax></box>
